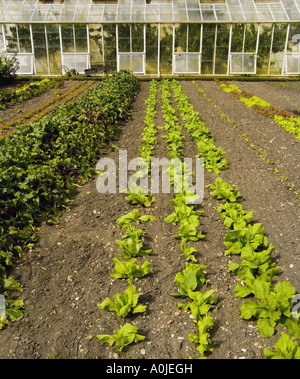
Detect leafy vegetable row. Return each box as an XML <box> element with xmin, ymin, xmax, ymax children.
<box><xmin>217</xmin><ymin>80</ymin><xmax>300</xmax><ymax>141</ymax></box>
<box><xmin>0</xmin><ymin>81</ymin><xmax>95</xmax><ymax>140</ymax></box>
<box><xmin>208</xmin><ymin>176</ymin><xmax>300</xmax><ymax>359</ymax></box>
<box><xmin>167</xmin><ymin>80</ymin><xmax>300</xmax><ymax>359</ymax></box>
<box><xmin>192</xmin><ymin>81</ymin><xmax>300</xmax><ymax>202</ymax></box>
<box><xmin>170</xmin><ymin>80</ymin><xmax>228</xmax><ymax>175</ymax></box>
<box><xmin>0</xmin><ymin>70</ymin><xmax>141</xmax><ymax>330</ymax></box>
<box><xmin>0</xmin><ymin>78</ymin><xmax>64</xmax><ymax>110</ymax></box>
<box><xmin>96</xmin><ymin>80</ymin><xmax>159</xmax><ymax>352</ymax></box>
<box><xmin>160</xmin><ymin>80</ymin><xmax>218</xmax><ymax>359</ymax></box>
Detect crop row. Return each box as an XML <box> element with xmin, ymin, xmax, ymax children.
<box><xmin>192</xmin><ymin>81</ymin><xmax>300</xmax><ymax>203</ymax></box>
<box><xmin>168</xmin><ymin>80</ymin><xmax>300</xmax><ymax>358</ymax></box>
<box><xmin>0</xmin><ymin>77</ymin><xmax>64</xmax><ymax>110</ymax></box>
<box><xmin>217</xmin><ymin>80</ymin><xmax>300</xmax><ymax>141</ymax></box>
<box><xmin>160</xmin><ymin>79</ymin><xmax>218</xmax><ymax>359</ymax></box>
<box><xmin>0</xmin><ymin>80</ymin><xmax>94</xmax><ymax>139</ymax></box>
<box><xmin>0</xmin><ymin>70</ymin><xmax>141</xmax><ymax>330</ymax></box>
<box><xmin>96</xmin><ymin>80</ymin><xmax>159</xmax><ymax>352</ymax></box>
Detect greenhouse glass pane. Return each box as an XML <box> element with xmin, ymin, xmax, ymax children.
<box><xmin>281</xmin><ymin>0</ymin><xmax>300</xmax><ymax>21</ymax></box>
<box><xmin>188</xmin><ymin>9</ymin><xmax>201</xmax><ymax>22</ymax></box>
<box><xmin>227</xmin><ymin>0</ymin><xmax>245</xmax><ymax>22</ymax></box>
<box><xmin>8</xmin><ymin>53</ymin><xmax>34</xmax><ymax>74</ymax></box>
<box><xmin>255</xmin><ymin>5</ymin><xmax>273</xmax><ymax>22</ymax></box>
<box><xmin>146</xmin><ymin>5</ymin><xmax>159</xmax><ymax>22</ymax></box>
<box><xmin>132</xmin><ymin>8</ymin><xmax>145</xmax><ymax>23</ymax></box>
<box><xmin>73</xmin><ymin>6</ymin><xmax>88</xmax><ymax>22</ymax></box>
<box><xmin>119</xmin><ymin>54</ymin><xmax>144</xmax><ymax>74</ymax></box>
<box><xmin>31</xmin><ymin>6</ymin><xmax>49</xmax><ymax>22</ymax></box>
<box><xmin>230</xmin><ymin>53</ymin><xmax>256</xmax><ymax>74</ymax></box>
<box><xmin>61</xmin><ymin>25</ymin><xmax>75</xmax><ymax>53</ymax></box>
<box><xmin>132</xmin><ymin>24</ymin><xmax>144</xmax><ymax>53</ymax></box>
<box><xmin>288</xmin><ymin>24</ymin><xmax>300</xmax><ymax>53</ymax></box>
<box><xmin>18</xmin><ymin>24</ymin><xmax>32</xmax><ymax>53</ymax></box>
<box><xmin>269</xmin><ymin>4</ymin><xmax>288</xmax><ymax>21</ymax></box>
<box><xmin>103</xmin><ymin>5</ymin><xmax>117</xmax><ymax>22</ymax></box>
<box><xmin>4</xmin><ymin>24</ymin><xmax>18</xmax><ymax>53</ymax></box>
<box><xmin>174</xmin><ymin>8</ymin><xmax>188</xmax><ymax>22</ymax></box>
<box><xmin>241</xmin><ymin>0</ymin><xmax>259</xmax><ymax>22</ymax></box>
<box><xmin>75</xmin><ymin>25</ymin><xmax>88</xmax><ymax>52</ymax></box>
<box><xmin>88</xmin><ymin>5</ymin><xmax>104</xmax><ymax>23</ymax></box>
<box><xmin>44</xmin><ymin>5</ymin><xmax>62</xmax><ymax>22</ymax></box>
<box><xmin>215</xmin><ymin>5</ymin><xmax>231</xmax><ymax>22</ymax></box>
<box><xmin>2</xmin><ymin>1</ymin><xmax>23</xmax><ymax>22</ymax></box>
<box><xmin>286</xmin><ymin>54</ymin><xmax>300</xmax><ymax>73</ymax></box>
<box><xmin>201</xmin><ymin>5</ymin><xmax>215</xmax><ymax>22</ymax></box>
<box><xmin>159</xmin><ymin>5</ymin><xmax>173</xmax><ymax>22</ymax></box>
<box><xmin>60</xmin><ymin>5</ymin><xmax>76</xmax><ymax>22</ymax></box>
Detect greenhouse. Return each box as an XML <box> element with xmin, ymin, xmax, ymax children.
<box><xmin>0</xmin><ymin>0</ymin><xmax>300</xmax><ymax>77</ymax></box>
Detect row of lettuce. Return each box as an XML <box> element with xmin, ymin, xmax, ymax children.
<box><xmin>0</xmin><ymin>70</ymin><xmax>141</xmax><ymax>329</ymax></box>
<box><xmin>97</xmin><ymin>79</ymin><xmax>300</xmax><ymax>359</ymax></box>
<box><xmin>96</xmin><ymin>80</ymin><xmax>159</xmax><ymax>352</ymax></box>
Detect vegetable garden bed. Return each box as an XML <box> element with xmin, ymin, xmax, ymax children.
<box><xmin>0</xmin><ymin>75</ymin><xmax>299</xmax><ymax>359</ymax></box>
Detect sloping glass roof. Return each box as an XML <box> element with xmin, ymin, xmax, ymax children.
<box><xmin>0</xmin><ymin>0</ymin><xmax>299</xmax><ymax>23</ymax></box>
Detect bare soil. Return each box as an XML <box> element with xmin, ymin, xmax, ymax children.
<box><xmin>0</xmin><ymin>80</ymin><xmax>299</xmax><ymax>360</ymax></box>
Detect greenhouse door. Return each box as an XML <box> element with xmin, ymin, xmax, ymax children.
<box><xmin>117</xmin><ymin>24</ymin><xmax>145</xmax><ymax>75</ymax></box>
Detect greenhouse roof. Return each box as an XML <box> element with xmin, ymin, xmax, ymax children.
<box><xmin>0</xmin><ymin>0</ymin><xmax>300</xmax><ymax>24</ymax></box>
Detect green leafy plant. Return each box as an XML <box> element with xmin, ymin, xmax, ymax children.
<box><xmin>170</xmin><ymin>263</ymin><xmax>207</xmax><ymax>298</ymax></box>
<box><xmin>111</xmin><ymin>257</ymin><xmax>151</xmax><ymax>279</ymax></box>
<box><xmin>208</xmin><ymin>177</ymin><xmax>240</xmax><ymax>202</ymax></box>
<box><xmin>188</xmin><ymin>315</ymin><xmax>215</xmax><ymax>358</ymax></box>
<box><xmin>180</xmin><ymin>238</ymin><xmax>198</xmax><ymax>262</ymax></box>
<box><xmin>116</xmin><ymin>209</ymin><xmax>156</xmax><ymax>228</ymax></box>
<box><xmin>223</xmin><ymin>223</ymin><xmax>268</xmax><ymax>256</ymax></box>
<box><xmin>125</xmin><ymin>184</ymin><xmax>155</xmax><ymax>208</ymax></box>
<box><xmin>217</xmin><ymin>202</ymin><xmax>253</xmax><ymax>230</ymax></box>
<box><xmin>98</xmin><ymin>282</ymin><xmax>147</xmax><ymax>318</ymax></box>
<box><xmin>239</xmin><ymin>279</ymin><xmax>300</xmax><ymax>338</ymax></box>
<box><xmin>97</xmin><ymin>323</ymin><xmax>145</xmax><ymax>352</ymax></box>
<box><xmin>263</xmin><ymin>333</ymin><xmax>300</xmax><ymax>359</ymax></box>
<box><xmin>178</xmin><ymin>289</ymin><xmax>218</xmax><ymax>323</ymax></box>
<box><xmin>116</xmin><ymin>225</ymin><xmax>152</xmax><ymax>259</ymax></box>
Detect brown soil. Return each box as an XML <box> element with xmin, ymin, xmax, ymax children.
<box><xmin>0</xmin><ymin>80</ymin><xmax>299</xmax><ymax>360</ymax></box>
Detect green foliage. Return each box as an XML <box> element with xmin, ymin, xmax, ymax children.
<box><xmin>188</xmin><ymin>315</ymin><xmax>215</xmax><ymax>358</ymax></box>
<box><xmin>0</xmin><ymin>70</ymin><xmax>141</xmax><ymax>327</ymax></box>
<box><xmin>97</xmin><ymin>323</ymin><xmax>145</xmax><ymax>352</ymax></box>
<box><xmin>116</xmin><ymin>225</ymin><xmax>152</xmax><ymax>259</ymax></box>
<box><xmin>217</xmin><ymin>202</ymin><xmax>253</xmax><ymax>230</ymax></box>
<box><xmin>0</xmin><ymin>55</ymin><xmax>18</xmax><ymax>83</ymax></box>
<box><xmin>98</xmin><ymin>282</ymin><xmax>147</xmax><ymax>318</ymax></box>
<box><xmin>125</xmin><ymin>184</ymin><xmax>155</xmax><ymax>208</ymax></box>
<box><xmin>264</xmin><ymin>333</ymin><xmax>300</xmax><ymax>359</ymax></box>
<box><xmin>208</xmin><ymin>177</ymin><xmax>240</xmax><ymax>202</ymax></box>
<box><xmin>170</xmin><ymin>262</ymin><xmax>207</xmax><ymax>298</ymax></box>
<box><xmin>239</xmin><ymin>96</ymin><xmax>271</xmax><ymax>108</ymax></box>
<box><xmin>111</xmin><ymin>257</ymin><xmax>151</xmax><ymax>279</ymax></box>
<box><xmin>239</xmin><ymin>279</ymin><xmax>300</xmax><ymax>338</ymax></box>
<box><xmin>223</xmin><ymin>223</ymin><xmax>268</xmax><ymax>256</ymax></box>
<box><xmin>178</xmin><ymin>289</ymin><xmax>218</xmax><ymax>324</ymax></box>
<box><xmin>116</xmin><ymin>209</ymin><xmax>156</xmax><ymax>229</ymax></box>
<box><xmin>0</xmin><ymin>78</ymin><xmax>63</xmax><ymax>109</ymax></box>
